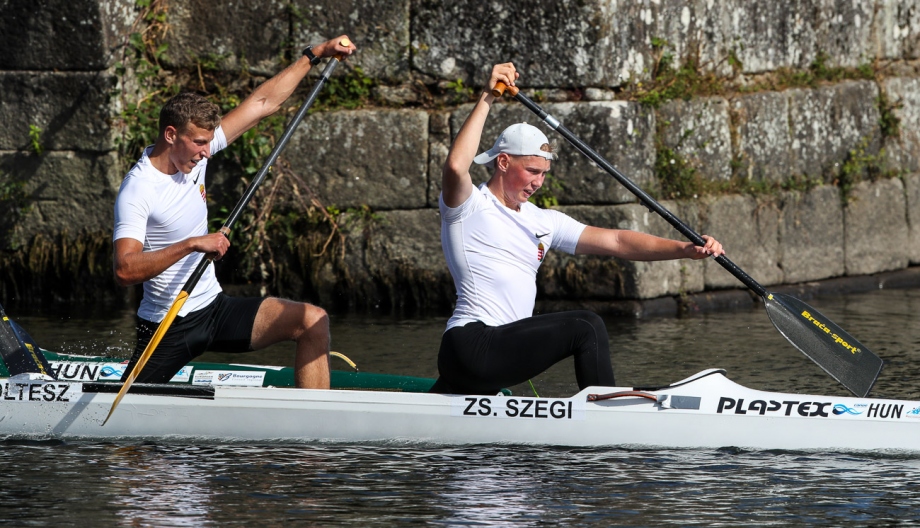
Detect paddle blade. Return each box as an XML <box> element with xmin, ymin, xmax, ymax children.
<box><xmin>764</xmin><ymin>292</ymin><xmax>882</xmax><ymax>397</ymax></box>
<box><xmin>0</xmin><ymin>308</ymin><xmax>54</xmax><ymax>379</ymax></box>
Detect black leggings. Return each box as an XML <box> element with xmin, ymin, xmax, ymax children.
<box><xmin>429</xmin><ymin>310</ymin><xmax>615</xmax><ymax>394</ymax></box>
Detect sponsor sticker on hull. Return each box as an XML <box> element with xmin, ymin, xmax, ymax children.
<box><xmin>192</xmin><ymin>370</ymin><xmax>266</xmax><ymax>387</ymax></box>
<box><xmin>718</xmin><ymin>397</ymin><xmax>905</xmax><ymax>420</ymax></box>
<box><xmin>51</xmin><ymin>361</ymin><xmax>192</xmax><ymax>383</ymax></box>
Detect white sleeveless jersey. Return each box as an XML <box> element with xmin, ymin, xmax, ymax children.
<box><xmin>440</xmin><ymin>183</ymin><xmax>586</xmax><ymax>330</ymax></box>
<box><xmin>113</xmin><ymin>127</ymin><xmax>228</xmax><ymax>322</ymax></box>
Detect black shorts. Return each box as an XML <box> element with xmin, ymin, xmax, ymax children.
<box><xmin>429</xmin><ymin>310</ymin><xmax>616</xmax><ymax>395</ymax></box>
<box><xmin>121</xmin><ymin>293</ymin><xmax>266</xmax><ymax>384</ymax></box>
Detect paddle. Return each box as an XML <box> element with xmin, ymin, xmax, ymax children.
<box><xmin>0</xmin><ymin>303</ymin><xmax>54</xmax><ymax>380</ymax></box>
<box><xmin>492</xmin><ymin>81</ymin><xmax>884</xmax><ymax>397</ymax></box>
<box><xmin>102</xmin><ymin>49</ymin><xmax>348</xmax><ymax>425</ymax></box>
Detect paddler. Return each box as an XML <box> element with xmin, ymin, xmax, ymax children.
<box><xmin>430</xmin><ymin>62</ymin><xmax>725</xmax><ymax>394</ymax></box>
<box><xmin>112</xmin><ymin>36</ymin><xmax>356</xmax><ymax>388</ymax></box>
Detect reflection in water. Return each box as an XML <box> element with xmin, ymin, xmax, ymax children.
<box><xmin>106</xmin><ymin>445</ymin><xmax>214</xmax><ymax>526</ymax></box>
<box><xmin>4</xmin><ymin>441</ymin><xmax>920</xmax><ymax>524</ymax></box>
<box><xmin>436</xmin><ymin>452</ymin><xmax>547</xmax><ymax>525</ymax></box>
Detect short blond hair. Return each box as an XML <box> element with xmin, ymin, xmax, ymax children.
<box><xmin>159</xmin><ymin>92</ymin><xmax>221</xmax><ymax>135</ymax></box>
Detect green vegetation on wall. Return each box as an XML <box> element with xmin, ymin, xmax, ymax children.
<box><xmin>627</xmin><ymin>37</ymin><xmax>729</xmax><ymax>109</ymax></box>
<box><xmin>636</xmin><ymin>39</ymin><xmax>898</xmax><ymax>204</ymax></box>
<box><xmin>0</xmin><ymin>172</ymin><xmax>32</xmax><ymax>251</ymax></box>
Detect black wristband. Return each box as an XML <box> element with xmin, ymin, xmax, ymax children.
<box><xmin>302</xmin><ymin>45</ymin><xmax>321</xmax><ymax>66</ymax></box>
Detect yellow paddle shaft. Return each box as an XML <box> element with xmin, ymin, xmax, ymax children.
<box><xmin>102</xmin><ymin>291</ymin><xmax>190</xmax><ymax>425</ymax></box>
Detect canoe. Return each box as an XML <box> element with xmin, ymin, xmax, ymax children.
<box><xmin>2</xmin><ymin>353</ymin><xmax>919</xmax><ymax>451</ymax></box>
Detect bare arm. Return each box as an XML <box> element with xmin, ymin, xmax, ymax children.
<box><xmin>441</xmin><ymin>63</ymin><xmax>519</xmax><ymax>208</ymax></box>
<box><xmin>574</xmin><ymin>226</ymin><xmax>724</xmax><ymax>260</ymax></box>
<box><xmin>220</xmin><ymin>35</ymin><xmax>356</xmax><ymax>144</ymax></box>
<box><xmin>113</xmin><ymin>234</ymin><xmax>231</xmax><ymax>287</ymax></box>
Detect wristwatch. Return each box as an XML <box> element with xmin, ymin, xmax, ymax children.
<box><xmin>302</xmin><ymin>45</ymin><xmax>321</xmax><ymax>66</ymax></box>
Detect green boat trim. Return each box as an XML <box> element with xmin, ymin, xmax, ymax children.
<box><xmin>1</xmin><ymin>350</ymin><xmax>438</xmax><ymax>393</ymax></box>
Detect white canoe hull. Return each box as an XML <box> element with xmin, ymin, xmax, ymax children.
<box><xmin>2</xmin><ymin>369</ymin><xmax>918</xmax><ymax>451</ymax></box>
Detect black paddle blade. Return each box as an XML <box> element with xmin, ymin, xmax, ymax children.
<box><xmin>763</xmin><ymin>292</ymin><xmax>882</xmax><ymax>397</ymax></box>
<box><xmin>0</xmin><ymin>306</ymin><xmax>55</xmax><ymax>379</ymax></box>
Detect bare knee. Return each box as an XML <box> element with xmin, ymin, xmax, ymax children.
<box><xmin>252</xmin><ymin>298</ymin><xmax>328</xmax><ymax>349</ymax></box>
<box><xmin>300</xmin><ymin>304</ymin><xmax>329</xmax><ymax>340</ymax></box>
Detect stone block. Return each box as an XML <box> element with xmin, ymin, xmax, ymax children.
<box><xmin>906</xmin><ymin>173</ymin><xmax>920</xmax><ymax>264</ymax></box>
<box><xmin>0</xmin><ymin>151</ymin><xmax>121</xmax><ymax>243</ymax></box>
<box><xmin>717</xmin><ymin>0</ymin><xmax>817</xmax><ymax>73</ymax></box>
<box><xmin>0</xmin><ymin>0</ymin><xmax>135</xmax><ymax>70</ymax></box>
<box><xmin>699</xmin><ymin>194</ymin><xmax>783</xmax><ymax>289</ymax></box>
<box><xmin>732</xmin><ymin>91</ymin><xmax>794</xmax><ymax>183</ymax></box>
<box><xmin>845</xmin><ymin>178</ymin><xmax>909</xmax><ymax>275</ymax></box>
<box><xmin>647</xmin><ymin>0</ymin><xmax>892</xmax><ymax>75</ymax></box>
<box><xmin>0</xmin><ymin>72</ymin><xmax>116</xmax><ymax>152</ymax></box>
<box><xmin>788</xmin><ymin>81</ymin><xmax>881</xmax><ymax>178</ymax></box>
<box><xmin>427</xmin><ymin>112</ymin><xmax>450</xmax><ymax>207</ymax></box>
<box><xmin>814</xmin><ymin>0</ymin><xmax>875</xmax><ymax>67</ymax></box>
<box><xmin>285</xmin><ymin>109</ymin><xmax>428</xmax><ymax>210</ymax></box>
<box><xmin>881</xmin><ymin>77</ymin><xmax>920</xmax><ymax>173</ymax></box>
<box><xmin>339</xmin><ymin>208</ymin><xmax>452</xmax><ymax>311</ymax></box>
<box><xmin>161</xmin><ymin>0</ymin><xmax>287</xmax><ymax>75</ymax></box>
<box><xmin>411</xmin><ymin>0</ymin><xmax>651</xmax><ymax>87</ymax></box>
<box><xmin>646</xmin><ymin>0</ymin><xmax>745</xmax><ymax>78</ymax></box>
<box><xmin>778</xmin><ymin>185</ymin><xmax>845</xmax><ymax>283</ymax></box>
<box><xmin>584</xmin><ymin>88</ymin><xmax>617</xmax><ymax>102</ymax></box>
<box><xmin>540</xmin><ymin>202</ymin><xmax>704</xmax><ymax>300</ymax></box>
<box><xmin>871</xmin><ymin>0</ymin><xmax>920</xmax><ymax>60</ymax></box>
<box><xmin>373</xmin><ymin>85</ymin><xmax>420</xmax><ymax>105</ymax></box>
<box><xmin>658</xmin><ymin>96</ymin><xmax>733</xmax><ymax>182</ymax></box>
<box><xmin>627</xmin><ymin>0</ymin><xmax>824</xmax><ymax>77</ymax></box>
<box><xmin>650</xmin><ymin>0</ymin><xmax>855</xmax><ymax>76</ymax></box>
<box><xmin>164</xmin><ymin>0</ymin><xmax>410</xmax><ymax>81</ymax></box>
<box><xmin>291</xmin><ymin>0</ymin><xmax>411</xmax><ymax>82</ymax></box>
<box><xmin>449</xmin><ymin>100</ymin><xmax>656</xmax><ymax>205</ymax></box>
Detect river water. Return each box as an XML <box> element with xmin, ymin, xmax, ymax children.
<box><xmin>4</xmin><ymin>287</ymin><xmax>920</xmax><ymax>525</ymax></box>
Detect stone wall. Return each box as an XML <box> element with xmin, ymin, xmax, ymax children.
<box><xmin>2</xmin><ymin>0</ymin><xmax>920</xmax><ymax>312</ymax></box>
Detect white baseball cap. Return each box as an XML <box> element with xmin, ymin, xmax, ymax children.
<box><xmin>473</xmin><ymin>123</ymin><xmax>555</xmax><ymax>167</ymax></box>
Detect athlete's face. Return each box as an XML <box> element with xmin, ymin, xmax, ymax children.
<box><xmin>166</xmin><ymin>123</ymin><xmax>214</xmax><ymax>174</ymax></box>
<box><xmin>495</xmin><ymin>153</ymin><xmax>551</xmax><ymax>208</ymax></box>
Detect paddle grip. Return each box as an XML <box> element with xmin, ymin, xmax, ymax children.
<box><xmin>491</xmin><ymin>81</ymin><xmax>520</xmax><ymax>98</ymax></box>
<box><xmin>333</xmin><ymin>37</ymin><xmax>352</xmax><ymax>62</ymax></box>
